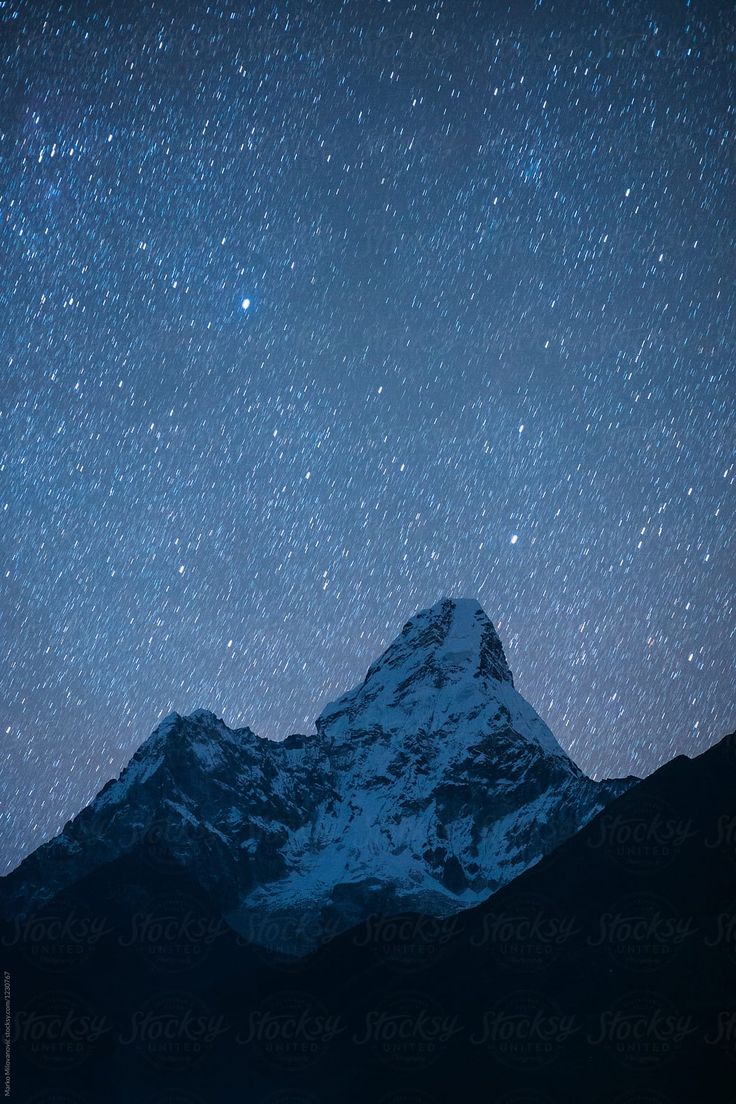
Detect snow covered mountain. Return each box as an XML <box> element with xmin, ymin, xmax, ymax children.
<box><xmin>1</xmin><ymin>598</ymin><xmax>635</xmax><ymax>949</ymax></box>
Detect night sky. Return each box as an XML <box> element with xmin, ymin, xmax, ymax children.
<box><xmin>2</xmin><ymin>0</ymin><xmax>734</xmax><ymax>872</ymax></box>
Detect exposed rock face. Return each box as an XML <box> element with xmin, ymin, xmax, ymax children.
<box><xmin>0</xmin><ymin>598</ymin><xmax>635</xmax><ymax>949</ymax></box>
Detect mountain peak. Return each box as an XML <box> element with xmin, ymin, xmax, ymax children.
<box><xmin>146</xmin><ymin>709</ymin><xmax>256</xmax><ymax>744</ymax></box>
<box><xmin>397</xmin><ymin>596</ymin><xmax>513</xmax><ymax>686</ymax></box>
<box><xmin>360</xmin><ymin>595</ymin><xmax>513</xmax><ymax>690</ymax></box>
<box><xmin>316</xmin><ymin>596</ymin><xmax>531</xmax><ymax>750</ymax></box>
<box><xmin>116</xmin><ymin>709</ymin><xmax>259</xmax><ymax>790</ymax></box>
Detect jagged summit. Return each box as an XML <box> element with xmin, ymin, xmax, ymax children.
<box><xmin>365</xmin><ymin>596</ymin><xmax>513</xmax><ymax>687</ymax></box>
<box><xmin>149</xmin><ymin>708</ymin><xmax>250</xmax><ymax>739</ymax></box>
<box><xmin>317</xmin><ymin>596</ymin><xmax>563</xmax><ymax>759</ymax></box>
<box><xmin>100</xmin><ymin>708</ymin><xmax>260</xmax><ymax>798</ymax></box>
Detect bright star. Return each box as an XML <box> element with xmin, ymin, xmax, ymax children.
<box><xmin>241</xmin><ymin>298</ymin><xmax>251</xmax><ymax>311</ymax></box>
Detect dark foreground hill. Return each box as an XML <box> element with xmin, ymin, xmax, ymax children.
<box><xmin>3</xmin><ymin>730</ymin><xmax>735</xmax><ymax>1102</ymax></box>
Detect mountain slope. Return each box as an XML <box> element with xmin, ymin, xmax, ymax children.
<box><xmin>1</xmin><ymin>598</ymin><xmax>634</xmax><ymax>946</ymax></box>
<box><xmin>3</xmin><ymin>731</ymin><xmax>733</xmax><ymax>1102</ymax></box>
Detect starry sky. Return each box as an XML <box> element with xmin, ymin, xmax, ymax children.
<box><xmin>2</xmin><ymin>0</ymin><xmax>734</xmax><ymax>872</ymax></box>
